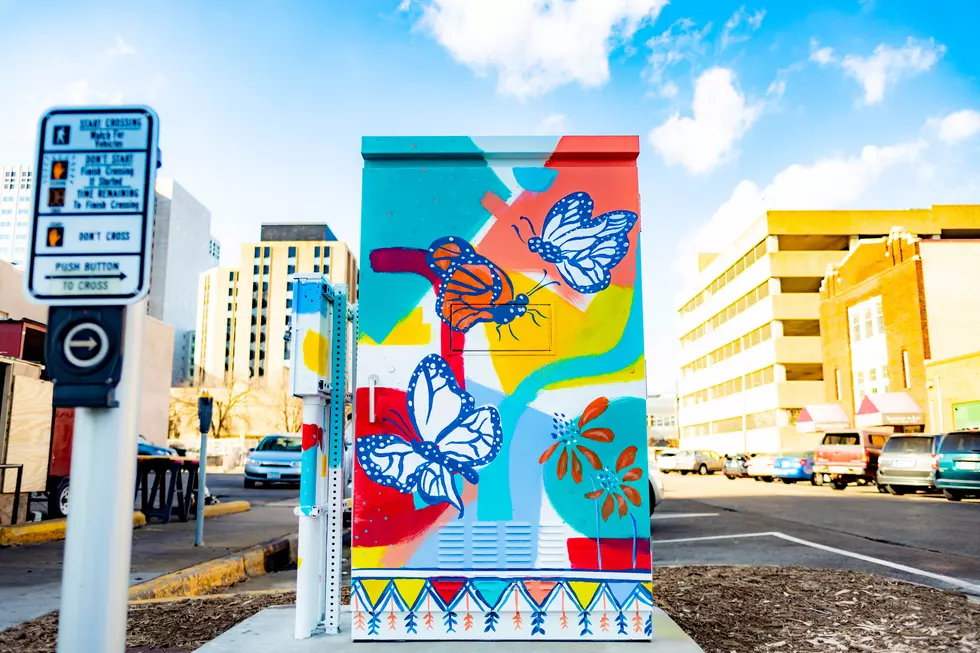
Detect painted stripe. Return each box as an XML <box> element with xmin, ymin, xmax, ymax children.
<box><xmin>651</xmin><ymin>513</ymin><xmax>719</xmax><ymax>521</ymax></box>
<box><xmin>655</xmin><ymin>530</ymin><xmax>980</xmax><ymax>594</ymax></box>
<box><xmin>352</xmin><ymin>569</ymin><xmax>651</xmax><ymax>581</ymax></box>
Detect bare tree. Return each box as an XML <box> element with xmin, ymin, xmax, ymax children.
<box><xmin>168</xmin><ymin>402</ymin><xmax>186</xmax><ymax>440</ymax></box>
<box><xmin>209</xmin><ymin>380</ymin><xmax>253</xmax><ymax>437</ymax></box>
<box><xmin>277</xmin><ymin>378</ymin><xmax>303</xmax><ymax>433</ymax></box>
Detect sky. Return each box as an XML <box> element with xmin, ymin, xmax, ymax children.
<box><xmin>0</xmin><ymin>0</ymin><xmax>978</xmax><ymax>393</ymax></box>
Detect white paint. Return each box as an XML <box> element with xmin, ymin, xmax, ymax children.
<box><xmin>655</xmin><ymin>530</ymin><xmax>980</xmax><ymax>594</ymax></box>
<box><xmin>651</xmin><ymin>512</ymin><xmax>719</xmax><ymax>521</ymax></box>
<box><xmin>352</xmin><ymin>568</ymin><xmax>652</xmax><ymax>581</ymax></box>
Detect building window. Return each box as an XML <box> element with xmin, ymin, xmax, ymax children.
<box><xmin>286</xmin><ymin>298</ymin><xmax>292</xmax><ymax>309</ymax></box>
<box><xmin>902</xmin><ymin>350</ymin><xmax>911</xmax><ymax>389</ymax></box>
<box><xmin>254</xmin><ymin>246</ymin><xmax>260</xmax><ymax>257</ymax></box>
<box><xmin>679</xmin><ymin>240</ymin><xmax>767</xmax><ymax>316</ymax></box>
<box><xmin>229</xmin><ymin>271</ymin><xmax>236</xmax><ymax>282</ymax></box>
<box><xmin>849</xmin><ymin>296</ymin><xmax>888</xmax><ymax>406</ymax></box>
<box><xmin>313</xmin><ymin>264</ymin><xmax>319</xmax><ymax>273</ymax></box>
<box><xmin>288</xmin><ymin>246</ymin><xmax>296</xmax><ymax>257</ymax></box>
<box><xmin>287</xmin><ymin>264</ymin><xmax>295</xmax><ymax>275</ymax></box>
<box><xmin>314</xmin><ymin>246</ymin><xmax>321</xmax><ymax>258</ymax></box>
<box><xmin>263</xmin><ymin>246</ymin><xmax>270</xmax><ymax>257</ymax></box>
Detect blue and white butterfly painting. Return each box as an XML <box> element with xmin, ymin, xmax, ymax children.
<box><xmin>512</xmin><ymin>191</ymin><xmax>638</xmax><ymax>295</ymax></box>
<box><xmin>355</xmin><ymin>354</ymin><xmax>502</xmax><ymax>518</ymax></box>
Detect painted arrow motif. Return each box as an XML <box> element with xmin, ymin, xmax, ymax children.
<box><xmin>68</xmin><ymin>338</ymin><xmax>98</xmax><ymax>350</ymax></box>
<box><xmin>45</xmin><ymin>272</ymin><xmax>127</xmax><ymax>280</ymax></box>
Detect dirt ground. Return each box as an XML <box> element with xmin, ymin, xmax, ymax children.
<box><xmin>0</xmin><ymin>568</ymin><xmax>976</xmax><ymax>652</ymax></box>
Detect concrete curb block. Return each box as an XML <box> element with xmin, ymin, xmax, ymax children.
<box><xmin>203</xmin><ymin>500</ymin><xmax>251</xmax><ymax>518</ymax></box>
<box><xmin>127</xmin><ymin>532</ymin><xmax>297</xmax><ymax>601</ymax></box>
<box><xmin>0</xmin><ymin>512</ymin><xmax>146</xmax><ymax>547</ymax></box>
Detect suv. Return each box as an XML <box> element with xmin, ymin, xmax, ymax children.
<box><xmin>876</xmin><ymin>434</ymin><xmax>940</xmax><ymax>495</ymax></box>
<box><xmin>935</xmin><ymin>430</ymin><xmax>980</xmax><ymax>501</ymax></box>
<box><xmin>658</xmin><ymin>450</ymin><xmax>723</xmax><ymax>475</ymax></box>
<box><xmin>813</xmin><ymin>430</ymin><xmax>891</xmax><ymax>490</ymax></box>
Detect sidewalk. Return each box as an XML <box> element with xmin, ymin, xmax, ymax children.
<box><xmin>0</xmin><ymin>502</ymin><xmax>298</xmax><ymax>630</ymax></box>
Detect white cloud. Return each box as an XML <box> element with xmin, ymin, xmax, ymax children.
<box><xmin>401</xmin><ymin>0</ymin><xmax>667</xmax><ymax>99</ymax></box>
<box><xmin>809</xmin><ymin>38</ymin><xmax>836</xmax><ymax>66</ymax></box>
<box><xmin>536</xmin><ymin>113</ymin><xmax>567</xmax><ymax>135</ymax></box>
<box><xmin>840</xmin><ymin>37</ymin><xmax>946</xmax><ymax>105</ymax></box>
<box><xmin>107</xmin><ymin>35</ymin><xmax>136</xmax><ymax>57</ymax></box>
<box><xmin>673</xmin><ymin>139</ymin><xmax>928</xmax><ymax>277</ymax></box>
<box><xmin>648</xmin><ymin>67</ymin><xmax>763</xmax><ymax>175</ymax></box>
<box><xmin>646</xmin><ymin>18</ymin><xmax>711</xmax><ymax>96</ymax></box>
<box><xmin>52</xmin><ymin>79</ymin><xmax>124</xmax><ymax>106</ymax></box>
<box><xmin>719</xmin><ymin>5</ymin><xmax>765</xmax><ymax>51</ymax></box>
<box><xmin>933</xmin><ymin>109</ymin><xmax>980</xmax><ymax>145</ymax></box>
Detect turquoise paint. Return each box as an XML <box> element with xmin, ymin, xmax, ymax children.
<box><xmin>359</xmin><ymin>137</ymin><xmax>511</xmax><ymax>343</ymax></box>
<box><xmin>541</xmin><ymin>398</ymin><xmax>650</xmax><ymax>539</ymax></box>
<box><xmin>479</xmin><ymin>256</ymin><xmax>645</xmax><ymax>521</ymax></box>
<box><xmin>513</xmin><ymin>166</ymin><xmax>559</xmax><ymax>192</ymax></box>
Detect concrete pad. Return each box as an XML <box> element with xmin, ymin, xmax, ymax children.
<box><xmin>195</xmin><ymin>605</ymin><xmax>703</xmax><ymax>652</ymax></box>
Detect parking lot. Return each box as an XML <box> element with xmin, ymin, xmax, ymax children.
<box><xmin>653</xmin><ymin>473</ymin><xmax>980</xmax><ymax>596</ymax></box>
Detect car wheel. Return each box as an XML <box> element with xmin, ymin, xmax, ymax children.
<box><xmin>726</xmin><ymin>474</ymin><xmax>737</xmax><ymax>480</ymax></box>
<box><xmin>781</xmin><ymin>479</ymin><xmax>796</xmax><ymax>484</ymax></box>
<box><xmin>943</xmin><ymin>489</ymin><xmax>963</xmax><ymax>502</ymax></box>
<box><xmin>697</xmin><ymin>464</ymin><xmax>708</xmax><ymax>476</ymax></box>
<box><xmin>244</xmin><ymin>479</ymin><xmax>256</xmax><ymax>489</ymax></box>
<box><xmin>877</xmin><ymin>482</ymin><xmax>889</xmax><ymax>494</ymax></box>
<box><xmin>680</xmin><ymin>471</ymin><xmax>690</xmax><ymax>475</ymax></box>
<box><xmin>810</xmin><ymin>475</ymin><xmax>820</xmax><ymax>486</ymax></box>
<box><xmin>762</xmin><ymin>477</ymin><xmax>773</xmax><ymax>483</ymax></box>
<box><xmin>832</xmin><ymin>480</ymin><xmax>848</xmax><ymax>491</ymax></box>
<box><xmin>48</xmin><ymin>478</ymin><xmax>70</xmax><ymax>518</ymax></box>
<box><xmin>887</xmin><ymin>485</ymin><xmax>907</xmax><ymax>496</ymax></box>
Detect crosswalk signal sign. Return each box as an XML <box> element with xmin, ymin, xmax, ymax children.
<box><xmin>47</xmin><ymin>226</ymin><xmax>64</xmax><ymax>247</ymax></box>
<box><xmin>51</xmin><ymin>160</ymin><xmax>68</xmax><ymax>181</ymax></box>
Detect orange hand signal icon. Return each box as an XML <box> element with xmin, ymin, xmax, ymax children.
<box><xmin>47</xmin><ymin>227</ymin><xmax>64</xmax><ymax>247</ymax></box>
<box><xmin>51</xmin><ymin>160</ymin><xmax>68</xmax><ymax>181</ymax></box>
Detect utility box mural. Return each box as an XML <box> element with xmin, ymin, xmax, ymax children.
<box><xmin>353</xmin><ymin>136</ymin><xmax>650</xmax><ymax>641</ymax></box>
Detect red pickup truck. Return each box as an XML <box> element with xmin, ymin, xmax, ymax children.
<box><xmin>812</xmin><ymin>429</ymin><xmax>892</xmax><ymax>490</ymax></box>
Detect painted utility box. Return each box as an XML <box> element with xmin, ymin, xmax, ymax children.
<box><xmin>353</xmin><ymin>136</ymin><xmax>650</xmax><ymax>641</ymax></box>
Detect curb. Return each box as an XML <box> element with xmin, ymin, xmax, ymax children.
<box><xmin>203</xmin><ymin>500</ymin><xmax>251</xmax><ymax>518</ymax></box>
<box><xmin>0</xmin><ymin>512</ymin><xmax>146</xmax><ymax>547</ymax></box>
<box><xmin>127</xmin><ymin>532</ymin><xmax>297</xmax><ymax>601</ymax></box>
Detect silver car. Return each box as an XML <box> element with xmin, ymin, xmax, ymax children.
<box><xmin>658</xmin><ymin>450</ymin><xmax>724</xmax><ymax>475</ymax></box>
<box><xmin>244</xmin><ymin>434</ymin><xmax>302</xmax><ymax>487</ymax></box>
<box><xmin>876</xmin><ymin>434</ymin><xmax>940</xmax><ymax>495</ymax></box>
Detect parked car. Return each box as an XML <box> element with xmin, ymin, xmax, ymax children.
<box><xmin>724</xmin><ymin>453</ymin><xmax>753</xmax><ymax>479</ymax></box>
<box><xmin>746</xmin><ymin>453</ymin><xmax>779</xmax><ymax>482</ymax></box>
<box><xmin>244</xmin><ymin>435</ymin><xmax>302</xmax><ymax>487</ymax></box>
<box><xmin>876</xmin><ymin>434</ymin><xmax>940</xmax><ymax>495</ymax></box>
<box><xmin>935</xmin><ymin>430</ymin><xmax>980</xmax><ymax>501</ymax></box>
<box><xmin>657</xmin><ymin>450</ymin><xmax>723</xmax><ymax>475</ymax></box>
<box><xmin>137</xmin><ymin>434</ymin><xmax>177</xmax><ymax>457</ymax></box>
<box><xmin>772</xmin><ymin>451</ymin><xmax>816</xmax><ymax>484</ymax></box>
<box><xmin>813</xmin><ymin>430</ymin><xmax>890</xmax><ymax>490</ymax></box>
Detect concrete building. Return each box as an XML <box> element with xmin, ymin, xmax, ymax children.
<box><xmin>191</xmin><ymin>223</ymin><xmax>358</xmax><ymax>389</ymax></box>
<box><xmin>820</xmin><ymin>228</ymin><xmax>980</xmax><ymax>432</ymax></box>
<box><xmin>646</xmin><ymin>394</ymin><xmax>678</xmax><ymax>446</ymax></box>
<box><xmin>0</xmin><ymin>165</ymin><xmax>34</xmax><ymax>267</ymax></box>
<box><xmin>209</xmin><ymin>238</ymin><xmax>221</xmax><ymax>267</ymax></box>
<box><xmin>149</xmin><ymin>178</ymin><xmax>219</xmax><ymax>385</ymax></box>
<box><xmin>676</xmin><ymin>205</ymin><xmax>980</xmax><ymax>453</ymax></box>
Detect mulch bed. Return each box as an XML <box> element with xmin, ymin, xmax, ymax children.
<box><xmin>0</xmin><ymin>567</ymin><xmax>976</xmax><ymax>652</ymax></box>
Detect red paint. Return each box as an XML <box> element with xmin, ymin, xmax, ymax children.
<box><xmin>431</xmin><ymin>578</ymin><xmax>466</xmax><ymax>606</ymax></box>
<box><xmin>0</xmin><ymin>322</ymin><xmax>24</xmax><ymax>358</ymax></box>
<box><xmin>301</xmin><ymin>422</ymin><xmax>323</xmax><ymax>451</ymax></box>
<box><xmin>48</xmin><ymin>408</ymin><xmax>75</xmax><ymax>479</ymax></box>
<box><xmin>352</xmin><ymin>386</ymin><xmax>449</xmax><ymax>547</ymax></box>
<box><xmin>566</xmin><ymin>538</ymin><xmax>652</xmax><ymax>571</ymax></box>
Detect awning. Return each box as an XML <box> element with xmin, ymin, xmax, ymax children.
<box><xmin>796</xmin><ymin>404</ymin><xmax>851</xmax><ymax>433</ymax></box>
<box><xmin>855</xmin><ymin>392</ymin><xmax>923</xmax><ymax>428</ymax></box>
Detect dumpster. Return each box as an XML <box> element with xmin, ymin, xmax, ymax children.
<box><xmin>353</xmin><ymin>136</ymin><xmax>650</xmax><ymax>641</ymax></box>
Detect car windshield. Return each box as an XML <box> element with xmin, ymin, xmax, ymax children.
<box><xmin>822</xmin><ymin>433</ymin><xmax>859</xmax><ymax>446</ymax></box>
<box><xmin>781</xmin><ymin>451</ymin><xmax>810</xmax><ymax>458</ymax></box>
<box><xmin>940</xmin><ymin>432</ymin><xmax>980</xmax><ymax>453</ymax></box>
<box><xmin>883</xmin><ymin>436</ymin><xmax>934</xmax><ymax>454</ymax></box>
<box><xmin>256</xmin><ymin>436</ymin><xmax>302</xmax><ymax>452</ymax></box>
<box><xmin>659</xmin><ymin>452</ymin><xmax>676</xmax><ymax>458</ymax></box>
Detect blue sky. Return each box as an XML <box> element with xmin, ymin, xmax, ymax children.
<box><xmin>1</xmin><ymin>0</ymin><xmax>978</xmax><ymax>392</ymax></box>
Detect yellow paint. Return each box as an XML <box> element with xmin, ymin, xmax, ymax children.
<box><xmin>202</xmin><ymin>500</ymin><xmax>251</xmax><ymax>518</ymax></box>
<box><xmin>393</xmin><ymin>578</ymin><xmax>427</xmax><ymax>609</ymax></box>
<box><xmin>643</xmin><ymin>581</ymin><xmax>653</xmax><ymax>595</ymax></box>
<box><xmin>297</xmin><ymin>557</ymin><xmax>303</xmax><ymax>569</ymax></box>
<box><xmin>546</xmin><ymin>354</ymin><xmax>645</xmax><ymax>390</ymax></box>
<box><xmin>487</xmin><ymin>279</ymin><xmax>635</xmax><ymax>394</ymax></box>
<box><xmin>361</xmin><ymin>579</ymin><xmax>390</xmax><ymax>608</ymax></box>
<box><xmin>360</xmin><ymin>333</ymin><xmax>377</xmax><ymax>345</ymax></box>
<box><xmin>321</xmin><ymin>454</ymin><xmax>327</xmax><ymax>477</ymax></box>
<box><xmin>569</xmin><ymin>581</ymin><xmax>600</xmax><ymax>609</ymax></box>
<box><xmin>0</xmin><ymin>512</ymin><xmax>146</xmax><ymax>547</ymax></box>
<box><xmin>383</xmin><ymin>307</ymin><xmax>432</xmax><ymax>345</ymax></box>
<box><xmin>302</xmin><ymin>330</ymin><xmax>329</xmax><ymax>376</ymax></box>
<box><xmin>352</xmin><ymin>546</ymin><xmax>388</xmax><ymax>568</ymax></box>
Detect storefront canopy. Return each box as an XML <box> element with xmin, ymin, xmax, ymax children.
<box><xmin>797</xmin><ymin>404</ymin><xmax>851</xmax><ymax>433</ymax></box>
<box><xmin>855</xmin><ymin>392</ymin><xmax>924</xmax><ymax>428</ymax></box>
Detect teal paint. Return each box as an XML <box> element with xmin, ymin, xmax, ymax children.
<box><xmin>513</xmin><ymin>166</ymin><xmax>559</xmax><ymax>192</ymax></box>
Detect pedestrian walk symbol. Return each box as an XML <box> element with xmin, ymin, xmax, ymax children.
<box><xmin>53</xmin><ymin>125</ymin><xmax>70</xmax><ymax>145</ymax></box>
<box><xmin>51</xmin><ymin>160</ymin><xmax>68</xmax><ymax>181</ymax></box>
<box><xmin>47</xmin><ymin>226</ymin><xmax>64</xmax><ymax>247</ymax></box>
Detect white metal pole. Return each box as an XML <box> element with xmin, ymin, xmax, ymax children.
<box><xmin>57</xmin><ymin>300</ymin><xmax>146</xmax><ymax>653</ymax></box>
<box><xmin>294</xmin><ymin>395</ymin><xmax>327</xmax><ymax>639</ymax></box>
<box><xmin>195</xmin><ymin>426</ymin><xmax>208</xmax><ymax>546</ymax></box>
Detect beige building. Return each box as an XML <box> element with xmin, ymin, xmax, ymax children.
<box><xmin>675</xmin><ymin>205</ymin><xmax>980</xmax><ymax>454</ymax></box>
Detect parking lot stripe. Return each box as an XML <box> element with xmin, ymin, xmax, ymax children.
<box><xmin>651</xmin><ymin>512</ymin><xmax>719</xmax><ymax>521</ymax></box>
<box><xmin>655</xmin><ymin>532</ymin><xmax>772</xmax><ymax>544</ymax></box>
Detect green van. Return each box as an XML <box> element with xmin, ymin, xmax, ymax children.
<box><xmin>935</xmin><ymin>430</ymin><xmax>980</xmax><ymax>501</ymax></box>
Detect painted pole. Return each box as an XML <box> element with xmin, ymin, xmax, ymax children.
<box><xmin>195</xmin><ymin>393</ymin><xmax>213</xmax><ymax>546</ymax></box>
<box><xmin>57</xmin><ymin>300</ymin><xmax>146</xmax><ymax>653</ymax></box>
<box><xmin>295</xmin><ymin>395</ymin><xmax>327</xmax><ymax>638</ymax></box>
<box><xmin>324</xmin><ymin>284</ymin><xmax>349</xmax><ymax>635</ymax></box>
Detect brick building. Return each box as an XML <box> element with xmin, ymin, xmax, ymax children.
<box><xmin>819</xmin><ymin>228</ymin><xmax>980</xmax><ymax>432</ymax></box>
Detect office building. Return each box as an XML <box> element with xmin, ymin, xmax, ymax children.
<box><xmin>676</xmin><ymin>205</ymin><xmax>980</xmax><ymax>453</ymax></box>
<box><xmin>0</xmin><ymin>165</ymin><xmax>34</xmax><ymax>267</ymax></box>
<box><xmin>820</xmin><ymin>227</ymin><xmax>980</xmax><ymax>432</ymax></box>
<box><xmin>192</xmin><ymin>223</ymin><xmax>358</xmax><ymax>388</ymax></box>
<box><xmin>209</xmin><ymin>238</ymin><xmax>221</xmax><ymax>267</ymax></box>
<box><xmin>646</xmin><ymin>394</ymin><xmax>678</xmax><ymax>446</ymax></box>
<box><xmin>150</xmin><ymin>178</ymin><xmax>220</xmax><ymax>384</ymax></box>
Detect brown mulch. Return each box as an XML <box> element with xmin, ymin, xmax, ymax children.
<box><xmin>0</xmin><ymin>568</ymin><xmax>976</xmax><ymax>652</ymax></box>
<box><xmin>655</xmin><ymin>566</ymin><xmax>980</xmax><ymax>653</ymax></box>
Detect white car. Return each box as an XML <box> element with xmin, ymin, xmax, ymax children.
<box><xmin>649</xmin><ymin>465</ymin><xmax>664</xmax><ymax>512</ymax></box>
